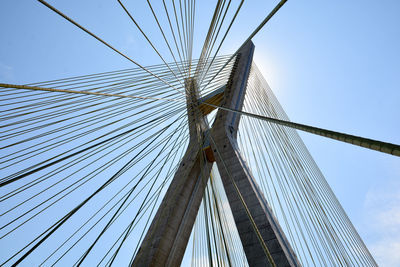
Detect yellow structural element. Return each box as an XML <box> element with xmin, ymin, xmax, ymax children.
<box><xmin>197</xmin><ymin>85</ymin><xmax>225</xmax><ymax>116</ymax></box>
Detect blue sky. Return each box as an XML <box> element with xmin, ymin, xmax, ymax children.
<box><xmin>1</xmin><ymin>0</ymin><xmax>399</xmax><ymax>266</ymax></box>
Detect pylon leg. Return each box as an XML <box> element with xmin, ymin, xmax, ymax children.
<box><xmin>132</xmin><ymin>146</ymin><xmax>212</xmax><ymax>266</ymax></box>
<box><xmin>132</xmin><ymin>79</ymin><xmax>213</xmax><ymax>266</ymax></box>
<box><xmin>211</xmin><ymin>41</ymin><xmax>300</xmax><ymax>266</ymax></box>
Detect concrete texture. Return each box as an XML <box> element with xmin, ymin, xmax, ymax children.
<box><xmin>211</xmin><ymin>41</ymin><xmax>300</xmax><ymax>267</ymax></box>
<box><xmin>133</xmin><ymin>42</ymin><xmax>300</xmax><ymax>267</ymax></box>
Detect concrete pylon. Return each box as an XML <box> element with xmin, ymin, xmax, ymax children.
<box><xmin>210</xmin><ymin>41</ymin><xmax>300</xmax><ymax>267</ymax></box>
<box><xmin>132</xmin><ymin>79</ymin><xmax>213</xmax><ymax>266</ymax></box>
<box><xmin>133</xmin><ymin>42</ymin><xmax>300</xmax><ymax>267</ymax></box>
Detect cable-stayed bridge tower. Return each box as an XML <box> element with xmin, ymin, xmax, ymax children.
<box><xmin>134</xmin><ymin>41</ymin><xmax>299</xmax><ymax>266</ymax></box>
<box><xmin>1</xmin><ymin>1</ymin><xmax>399</xmax><ymax>266</ymax></box>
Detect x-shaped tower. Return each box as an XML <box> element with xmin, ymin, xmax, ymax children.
<box><xmin>133</xmin><ymin>42</ymin><xmax>300</xmax><ymax>267</ymax></box>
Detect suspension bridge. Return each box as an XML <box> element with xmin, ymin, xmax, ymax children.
<box><xmin>1</xmin><ymin>1</ymin><xmax>399</xmax><ymax>266</ymax></box>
